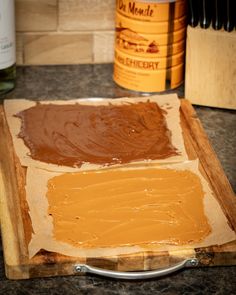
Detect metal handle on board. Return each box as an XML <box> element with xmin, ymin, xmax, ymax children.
<box><xmin>74</xmin><ymin>258</ymin><xmax>198</xmax><ymax>280</ymax></box>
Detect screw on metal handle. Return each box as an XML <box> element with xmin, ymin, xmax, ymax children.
<box><xmin>186</xmin><ymin>258</ymin><xmax>198</xmax><ymax>267</ymax></box>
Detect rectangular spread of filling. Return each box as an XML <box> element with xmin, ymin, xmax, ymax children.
<box><xmin>47</xmin><ymin>167</ymin><xmax>211</xmax><ymax>249</ymax></box>
<box><xmin>15</xmin><ymin>101</ymin><xmax>179</xmax><ymax>167</ymax></box>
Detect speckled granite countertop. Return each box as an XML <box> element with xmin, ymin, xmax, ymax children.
<box><xmin>1</xmin><ymin>64</ymin><xmax>236</xmax><ymax>294</ymax></box>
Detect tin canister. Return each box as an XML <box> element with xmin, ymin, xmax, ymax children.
<box><xmin>113</xmin><ymin>0</ymin><xmax>187</xmax><ymax>92</ymax></box>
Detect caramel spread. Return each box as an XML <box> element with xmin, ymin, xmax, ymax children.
<box><xmin>47</xmin><ymin>168</ymin><xmax>211</xmax><ymax>248</ymax></box>
<box><xmin>16</xmin><ymin>101</ymin><xmax>179</xmax><ymax>167</ymax></box>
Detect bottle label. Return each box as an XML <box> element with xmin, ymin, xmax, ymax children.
<box><xmin>0</xmin><ymin>0</ymin><xmax>16</xmax><ymax>70</ymax></box>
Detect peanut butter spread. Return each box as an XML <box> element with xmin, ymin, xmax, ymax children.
<box><xmin>16</xmin><ymin>101</ymin><xmax>179</xmax><ymax>167</ymax></box>
<box><xmin>47</xmin><ymin>167</ymin><xmax>211</xmax><ymax>248</ymax></box>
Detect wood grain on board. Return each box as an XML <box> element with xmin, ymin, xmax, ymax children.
<box><xmin>0</xmin><ymin>99</ymin><xmax>236</xmax><ymax>280</ymax></box>
<box><xmin>185</xmin><ymin>26</ymin><xmax>236</xmax><ymax>110</ymax></box>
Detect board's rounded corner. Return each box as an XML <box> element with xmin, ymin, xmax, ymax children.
<box><xmin>4</xmin><ymin>263</ymin><xmax>29</xmax><ymax>280</ymax></box>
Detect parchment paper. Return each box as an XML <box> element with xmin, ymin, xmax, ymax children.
<box><xmin>4</xmin><ymin>94</ymin><xmax>188</xmax><ymax>172</ymax></box>
<box><xmin>26</xmin><ymin>160</ymin><xmax>236</xmax><ymax>259</ymax></box>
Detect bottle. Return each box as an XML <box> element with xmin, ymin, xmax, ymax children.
<box><xmin>0</xmin><ymin>0</ymin><xmax>16</xmax><ymax>96</ymax></box>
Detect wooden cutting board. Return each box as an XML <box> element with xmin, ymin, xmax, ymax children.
<box><xmin>0</xmin><ymin>99</ymin><xmax>236</xmax><ymax>280</ymax></box>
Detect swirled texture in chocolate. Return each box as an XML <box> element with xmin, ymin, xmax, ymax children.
<box><xmin>16</xmin><ymin>101</ymin><xmax>179</xmax><ymax>167</ymax></box>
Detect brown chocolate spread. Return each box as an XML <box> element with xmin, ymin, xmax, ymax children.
<box><xmin>16</xmin><ymin>101</ymin><xmax>179</xmax><ymax>167</ymax></box>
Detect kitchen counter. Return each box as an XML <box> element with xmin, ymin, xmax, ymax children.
<box><xmin>1</xmin><ymin>64</ymin><xmax>236</xmax><ymax>294</ymax></box>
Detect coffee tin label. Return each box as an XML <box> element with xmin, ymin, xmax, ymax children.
<box><xmin>116</xmin><ymin>0</ymin><xmax>185</xmax><ymax>22</ymax></box>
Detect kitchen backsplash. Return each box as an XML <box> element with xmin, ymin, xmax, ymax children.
<box><xmin>16</xmin><ymin>0</ymin><xmax>115</xmax><ymax>65</ymax></box>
